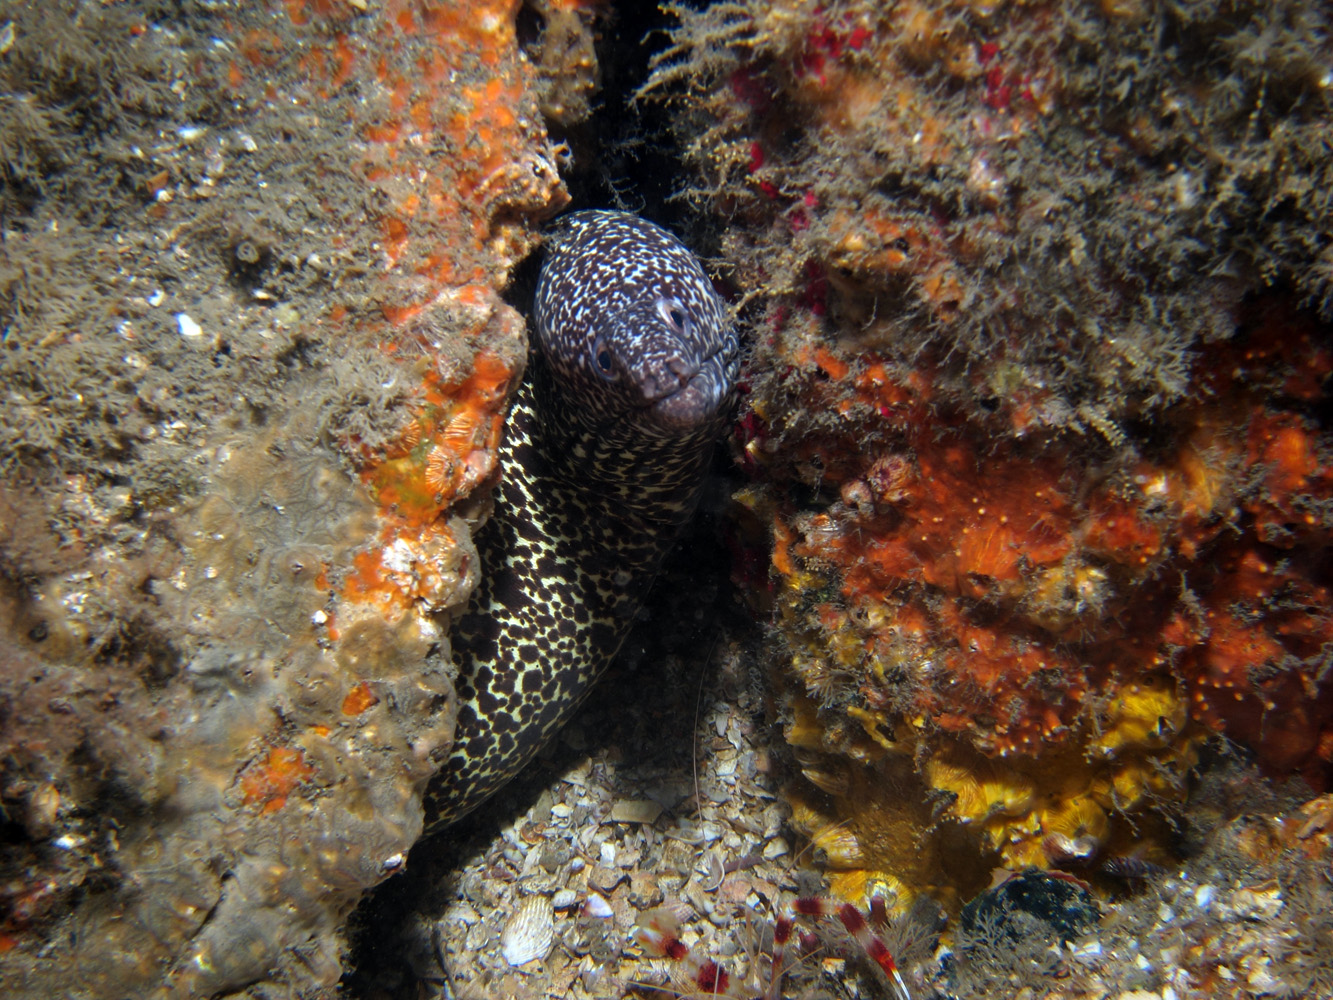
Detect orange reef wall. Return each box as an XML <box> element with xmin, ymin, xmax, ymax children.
<box><xmin>0</xmin><ymin>1</ymin><xmax>570</xmax><ymax>995</ymax></box>
<box><xmin>649</xmin><ymin>0</ymin><xmax>1333</xmax><ymax>909</ymax></box>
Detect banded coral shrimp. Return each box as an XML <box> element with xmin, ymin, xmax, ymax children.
<box><xmin>630</xmin><ymin>880</ymin><xmax>938</xmax><ymax>1000</ymax></box>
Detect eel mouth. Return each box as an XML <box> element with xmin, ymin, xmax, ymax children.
<box><xmin>642</xmin><ymin>344</ymin><xmax>733</xmax><ymax>431</ymax></box>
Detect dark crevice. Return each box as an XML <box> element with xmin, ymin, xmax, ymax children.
<box><xmin>343</xmin><ymin>7</ymin><xmax>743</xmax><ymax>995</ymax></box>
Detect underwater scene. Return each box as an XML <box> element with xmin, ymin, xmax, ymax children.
<box><xmin>0</xmin><ymin>1</ymin><xmax>1330</xmax><ymax>998</ymax></box>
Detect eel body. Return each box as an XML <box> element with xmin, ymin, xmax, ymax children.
<box><xmin>423</xmin><ymin>211</ymin><xmax>739</xmax><ymax>829</ymax></box>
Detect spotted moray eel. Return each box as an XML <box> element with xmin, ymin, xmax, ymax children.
<box><xmin>423</xmin><ymin>211</ymin><xmax>739</xmax><ymax>829</ymax></box>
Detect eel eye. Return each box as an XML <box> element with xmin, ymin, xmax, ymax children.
<box><xmin>657</xmin><ymin>297</ymin><xmax>689</xmax><ymax>333</ymax></box>
<box><xmin>591</xmin><ymin>336</ymin><xmax>616</xmax><ymax>379</ymax></box>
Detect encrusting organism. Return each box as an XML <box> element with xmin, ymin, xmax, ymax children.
<box><xmin>636</xmin><ymin>0</ymin><xmax>1333</xmax><ymax>912</ymax></box>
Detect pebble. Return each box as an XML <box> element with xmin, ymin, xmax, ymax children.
<box><xmin>588</xmin><ymin>865</ymin><xmax>625</xmax><ymax>892</ymax></box>
<box><xmin>551</xmin><ymin>889</ymin><xmax>578</xmax><ymax>910</ymax></box>
<box><xmin>628</xmin><ymin>871</ymin><xmax>663</xmax><ymax>907</ymax></box>
<box><xmin>176</xmin><ymin>313</ymin><xmax>203</xmax><ymax>338</ymax></box>
<box><xmin>1226</xmin><ymin>886</ymin><xmax>1283</xmax><ymax>920</ymax></box>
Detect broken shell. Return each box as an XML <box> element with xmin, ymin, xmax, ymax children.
<box><xmin>581</xmin><ymin>892</ymin><xmax>613</xmax><ymax>919</ymax></box>
<box><xmin>500</xmin><ymin>894</ymin><xmax>554</xmax><ymax>967</ymax></box>
<box><xmin>608</xmin><ymin>798</ymin><xmax>664</xmax><ymax>825</ymax></box>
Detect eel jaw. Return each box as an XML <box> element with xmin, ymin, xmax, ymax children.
<box><xmin>642</xmin><ymin>348</ymin><xmax>733</xmax><ymax>432</ymax></box>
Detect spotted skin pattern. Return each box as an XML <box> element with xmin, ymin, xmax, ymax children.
<box><xmin>423</xmin><ymin>212</ymin><xmax>739</xmax><ymax>829</ymax></box>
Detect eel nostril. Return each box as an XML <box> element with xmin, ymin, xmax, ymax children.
<box><xmin>667</xmin><ymin>356</ymin><xmax>697</xmax><ymax>386</ymax></box>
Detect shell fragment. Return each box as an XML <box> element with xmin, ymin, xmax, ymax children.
<box><xmin>500</xmin><ymin>894</ymin><xmax>554</xmax><ymax>967</ymax></box>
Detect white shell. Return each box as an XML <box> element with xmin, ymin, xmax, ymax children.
<box><xmin>500</xmin><ymin>894</ymin><xmax>554</xmax><ymax>967</ymax></box>
<box><xmin>581</xmin><ymin>892</ymin><xmax>613</xmax><ymax>919</ymax></box>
